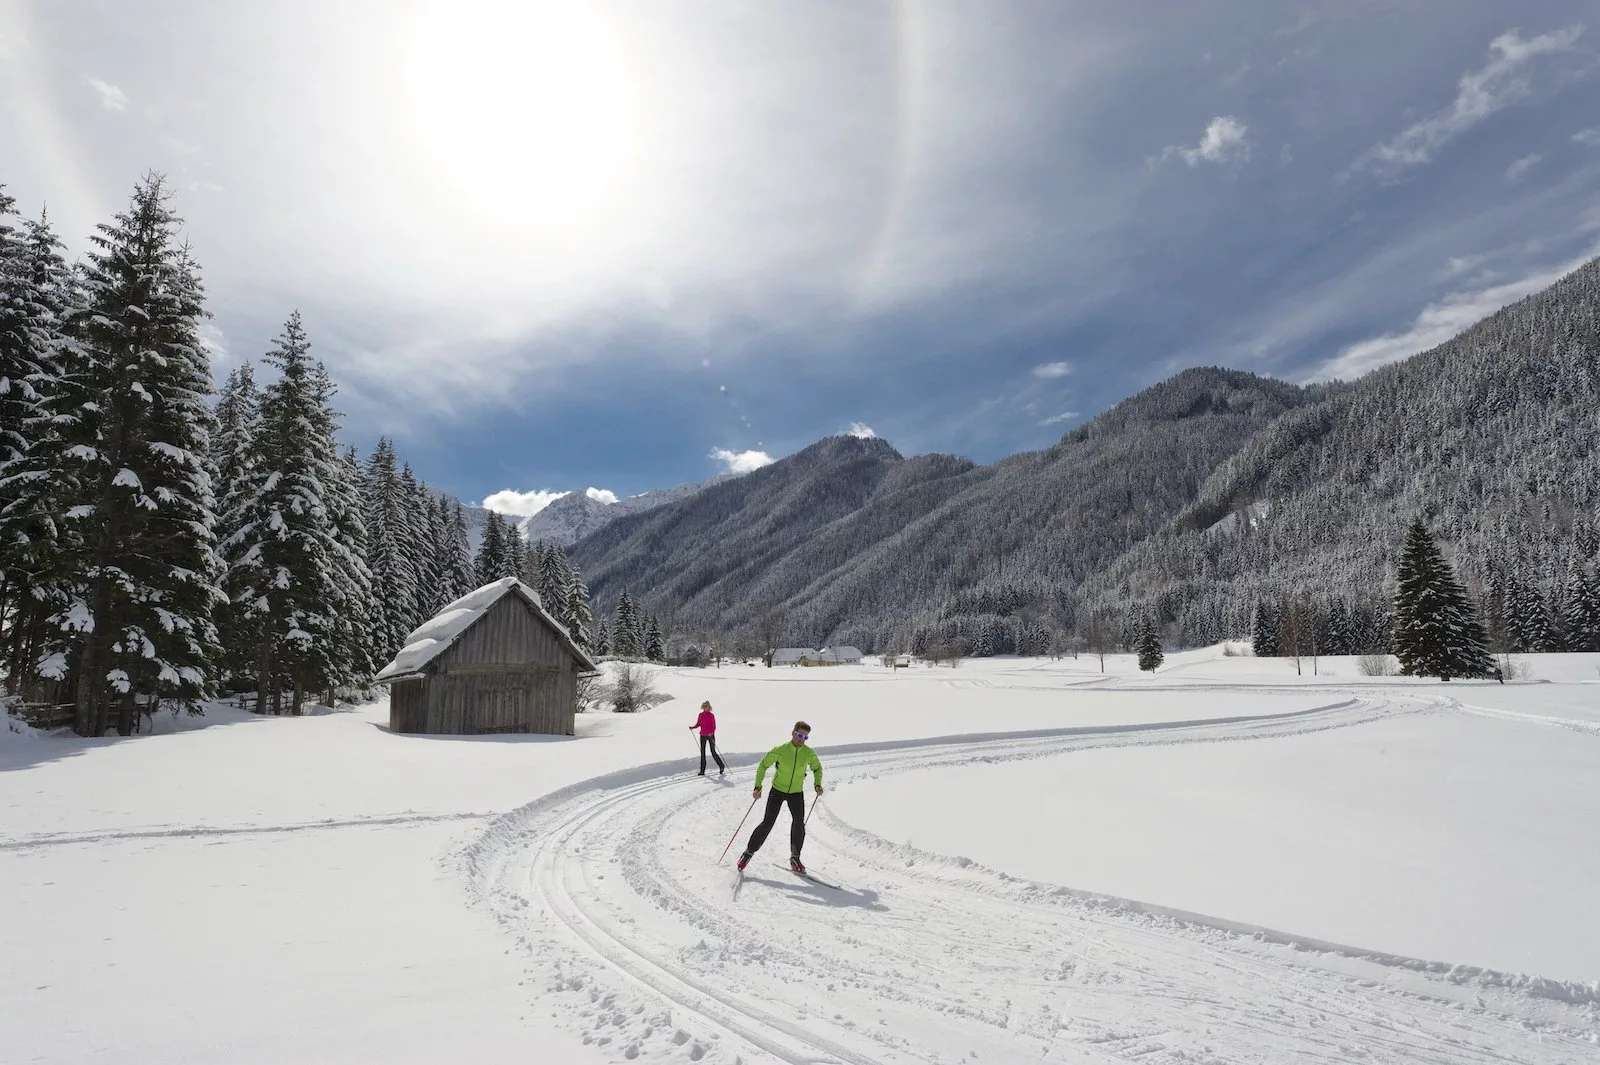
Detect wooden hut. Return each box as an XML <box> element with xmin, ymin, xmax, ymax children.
<box><xmin>374</xmin><ymin>578</ymin><xmax>599</xmax><ymax>736</ymax></box>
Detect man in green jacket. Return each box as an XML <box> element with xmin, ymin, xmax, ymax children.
<box><xmin>738</xmin><ymin>720</ymin><xmax>824</xmax><ymax>874</ymax></box>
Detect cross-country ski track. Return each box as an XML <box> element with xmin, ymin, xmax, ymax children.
<box><xmin>460</xmin><ymin>691</ymin><xmax>1600</xmax><ymax>1064</ymax></box>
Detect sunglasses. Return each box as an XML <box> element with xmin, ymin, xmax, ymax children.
<box><xmin>793</xmin><ymin>732</ymin><xmax>810</xmax><ymax>740</ymax></box>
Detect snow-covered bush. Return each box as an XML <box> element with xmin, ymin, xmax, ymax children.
<box><xmin>605</xmin><ymin>663</ymin><xmax>665</xmax><ymax>713</ymax></box>
<box><xmin>1358</xmin><ymin>654</ymin><xmax>1397</xmax><ymax>677</ymax></box>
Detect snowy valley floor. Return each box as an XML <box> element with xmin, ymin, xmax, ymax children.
<box><xmin>3</xmin><ymin>650</ymin><xmax>1598</xmax><ymax>1063</ymax></box>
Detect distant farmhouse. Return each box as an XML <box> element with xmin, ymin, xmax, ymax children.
<box><xmin>769</xmin><ymin>646</ymin><xmax>864</xmax><ymax>667</ymax></box>
<box><xmin>375</xmin><ymin>578</ymin><xmax>598</xmax><ymax>736</ymax></box>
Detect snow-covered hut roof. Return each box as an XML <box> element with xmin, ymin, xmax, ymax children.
<box><xmin>771</xmin><ymin>647</ymin><xmax>817</xmax><ymax>665</ymax></box>
<box><xmin>374</xmin><ymin>577</ymin><xmax>599</xmax><ymax>683</ymax></box>
<box><xmin>820</xmin><ymin>646</ymin><xmax>863</xmax><ymax>662</ymax></box>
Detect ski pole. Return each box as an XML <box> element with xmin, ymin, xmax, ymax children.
<box><xmin>718</xmin><ymin>793</ymin><xmax>760</xmax><ymax>864</ymax></box>
<box><xmin>805</xmin><ymin>792</ymin><xmax>823</xmax><ymax>828</ymax></box>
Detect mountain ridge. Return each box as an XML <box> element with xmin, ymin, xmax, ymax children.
<box><xmin>570</xmin><ymin>257</ymin><xmax>1600</xmax><ymax>656</ymax></box>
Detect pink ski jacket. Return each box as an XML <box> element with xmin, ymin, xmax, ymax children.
<box><xmin>694</xmin><ymin>710</ymin><xmax>717</xmax><ymax>736</ymax></box>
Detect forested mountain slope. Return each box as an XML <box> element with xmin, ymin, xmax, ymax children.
<box><xmin>1086</xmin><ymin>257</ymin><xmax>1600</xmax><ymax>648</ymax></box>
<box><xmin>572</xmin><ymin>259</ymin><xmax>1599</xmax><ymax>655</ymax></box>
<box><xmin>572</xmin><ymin>370</ymin><xmax>1306</xmax><ymax>648</ymax></box>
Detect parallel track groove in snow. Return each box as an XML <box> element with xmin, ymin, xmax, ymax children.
<box><xmin>462</xmin><ymin>693</ymin><xmax>1600</xmax><ymax>1063</ymax></box>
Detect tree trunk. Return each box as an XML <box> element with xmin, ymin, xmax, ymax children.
<box><xmin>115</xmin><ymin>688</ymin><xmax>136</xmax><ymax>737</ymax></box>
<box><xmin>290</xmin><ymin>678</ymin><xmax>304</xmax><ymax>716</ymax></box>
<box><xmin>73</xmin><ymin>584</ymin><xmax>114</xmax><ymax>738</ymax></box>
<box><xmin>255</xmin><ymin>641</ymin><xmax>271</xmax><ymax>716</ymax></box>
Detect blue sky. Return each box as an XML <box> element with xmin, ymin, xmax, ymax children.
<box><xmin>4</xmin><ymin>1</ymin><xmax>1599</xmax><ymax>516</ymax></box>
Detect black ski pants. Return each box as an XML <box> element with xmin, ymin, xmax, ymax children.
<box><xmin>699</xmin><ymin>734</ymin><xmax>725</xmax><ymax>774</ymax></box>
<box><xmin>746</xmin><ymin>788</ymin><xmax>806</xmax><ymax>858</ymax></box>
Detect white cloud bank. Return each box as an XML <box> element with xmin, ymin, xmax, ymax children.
<box><xmin>585</xmin><ymin>487</ymin><xmax>618</xmax><ymax>504</ymax></box>
<box><xmin>844</xmin><ymin>422</ymin><xmax>877</xmax><ymax>438</ymax></box>
<box><xmin>1306</xmin><ymin>252</ymin><xmax>1594</xmax><ymax>382</ymax></box>
<box><xmin>1356</xmin><ymin>26</ymin><xmax>1583</xmax><ymax>178</ymax></box>
<box><xmin>84</xmin><ymin>75</ymin><xmax>129</xmax><ymax>111</ymax></box>
<box><xmin>481</xmin><ymin>489</ymin><xmax>568</xmax><ymax>516</ymax></box>
<box><xmin>710</xmin><ymin>447</ymin><xmax>773</xmax><ymax>474</ymax></box>
<box><xmin>1163</xmin><ymin>116</ymin><xmax>1250</xmax><ymax>167</ymax></box>
<box><xmin>1031</xmin><ymin>361</ymin><xmax>1073</xmax><ymax>378</ymax></box>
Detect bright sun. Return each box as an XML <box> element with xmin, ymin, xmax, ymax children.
<box><xmin>406</xmin><ymin>2</ymin><xmax>637</xmax><ymax>232</ymax></box>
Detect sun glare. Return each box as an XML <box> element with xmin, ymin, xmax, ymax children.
<box><xmin>406</xmin><ymin>2</ymin><xmax>637</xmax><ymax>234</ymax></box>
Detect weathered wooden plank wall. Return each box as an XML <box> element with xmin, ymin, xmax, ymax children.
<box><xmin>393</xmin><ymin>594</ymin><xmax>578</xmax><ymax>736</ymax></box>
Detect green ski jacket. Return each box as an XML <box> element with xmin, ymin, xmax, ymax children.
<box><xmin>756</xmin><ymin>742</ymin><xmax>823</xmax><ymax>793</ymax></box>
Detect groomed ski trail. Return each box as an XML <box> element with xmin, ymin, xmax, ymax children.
<box><xmin>462</xmin><ymin>693</ymin><xmax>1600</xmax><ymax>1063</ymax></box>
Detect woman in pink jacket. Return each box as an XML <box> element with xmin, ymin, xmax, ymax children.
<box><xmin>690</xmin><ymin>700</ymin><xmax>726</xmax><ymax>776</ymax></box>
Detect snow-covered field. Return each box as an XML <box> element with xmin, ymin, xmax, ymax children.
<box><xmin>3</xmin><ymin>649</ymin><xmax>1598</xmax><ymax>1063</ymax></box>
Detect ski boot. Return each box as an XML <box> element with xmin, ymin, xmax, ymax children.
<box><xmin>736</xmin><ymin>851</ymin><xmax>752</xmax><ymax>871</ymax></box>
<box><xmin>789</xmin><ymin>855</ymin><xmax>806</xmax><ymax>875</ymax></box>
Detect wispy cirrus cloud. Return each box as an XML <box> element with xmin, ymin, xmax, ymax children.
<box><xmin>1505</xmin><ymin>152</ymin><xmax>1543</xmax><ymax>182</ymax></box>
<box><xmin>1574</xmin><ymin>127</ymin><xmax>1600</xmax><ymax>146</ymax></box>
<box><xmin>1040</xmin><ymin>410</ymin><xmax>1080</xmax><ymax>426</ymax></box>
<box><xmin>1355</xmin><ymin>26</ymin><xmax>1584</xmax><ymax>178</ymax></box>
<box><xmin>1306</xmin><ymin>250</ymin><xmax>1594</xmax><ymax>382</ymax></box>
<box><xmin>1030</xmin><ymin>360</ymin><xmax>1073</xmax><ymax>378</ymax></box>
<box><xmin>84</xmin><ymin>75</ymin><xmax>129</xmax><ymax>111</ymax></box>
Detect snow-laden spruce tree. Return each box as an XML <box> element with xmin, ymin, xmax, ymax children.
<box><xmin>1561</xmin><ymin>565</ymin><xmax>1600</xmax><ymax>652</ymax></box>
<box><xmin>1137</xmin><ymin>616</ymin><xmax>1164</xmax><ymax>672</ymax></box>
<box><xmin>441</xmin><ymin>498</ymin><xmax>477</xmax><ymax>603</ymax></box>
<box><xmin>1390</xmin><ymin>517</ymin><xmax>1491</xmax><ymax>681</ymax></box>
<box><xmin>364</xmin><ymin>437</ymin><xmax>420</xmax><ymax>664</ymax></box>
<box><xmin>210</xmin><ymin>362</ymin><xmax>263</xmax><ymax>687</ymax></box>
<box><xmin>1250</xmin><ymin>599</ymin><xmax>1278</xmax><ymax>656</ymax></box>
<box><xmin>321</xmin><ymin>441</ymin><xmax>375</xmax><ymax>695</ymax></box>
<box><xmin>33</xmin><ymin>175</ymin><xmax>223</xmax><ymax>733</ymax></box>
<box><xmin>474</xmin><ymin>509</ymin><xmax>514</xmax><ymax>586</ymax></box>
<box><xmin>537</xmin><ymin>542</ymin><xmax>569</xmax><ymax>615</ymax></box>
<box><xmin>563</xmin><ymin>564</ymin><xmax>594</xmax><ymax>649</ymax></box>
<box><xmin>613</xmin><ymin>589</ymin><xmax>639</xmax><ymax>658</ymax></box>
<box><xmin>225</xmin><ymin>312</ymin><xmax>366</xmax><ymax>714</ymax></box>
<box><xmin>398</xmin><ymin>463</ymin><xmax>438</xmax><ymax>628</ymax></box>
<box><xmin>594</xmin><ymin>619</ymin><xmax>611</xmax><ymax>657</ymax></box>
<box><xmin>0</xmin><ymin>193</ymin><xmax>73</xmax><ymax>693</ymax></box>
<box><xmin>644</xmin><ymin>615</ymin><xmax>664</xmax><ymax>662</ymax></box>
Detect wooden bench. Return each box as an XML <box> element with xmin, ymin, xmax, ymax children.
<box><xmin>14</xmin><ymin>703</ymin><xmax>76</xmax><ymax>730</ymax></box>
<box><xmin>13</xmin><ymin>702</ymin><xmax>155</xmax><ymax>734</ymax></box>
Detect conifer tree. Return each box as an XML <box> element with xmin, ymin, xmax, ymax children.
<box><xmin>226</xmin><ymin>312</ymin><xmax>360</xmax><ymax>713</ymax></box>
<box><xmin>211</xmin><ymin>362</ymin><xmax>262</xmax><ymax>687</ymax></box>
<box><xmin>475</xmin><ymin>510</ymin><xmax>518</xmax><ymax>585</ymax></box>
<box><xmin>363</xmin><ymin>437</ymin><xmax>420</xmax><ymax>665</ymax></box>
<box><xmin>1323</xmin><ymin>598</ymin><xmax>1353</xmax><ymax>655</ymax></box>
<box><xmin>0</xmin><ymin>194</ymin><xmax>71</xmax><ymax>691</ymax></box>
<box><xmin>537</xmin><ymin>542</ymin><xmax>569</xmax><ymax>613</ymax></box>
<box><xmin>505</xmin><ymin>522</ymin><xmax>527</xmax><ymax>585</ymax></box>
<box><xmin>563</xmin><ymin>564</ymin><xmax>594</xmax><ymax>648</ymax></box>
<box><xmin>1561</xmin><ymin>565</ymin><xmax>1600</xmax><ymax>652</ymax></box>
<box><xmin>613</xmin><ymin>590</ymin><xmax>639</xmax><ymax>658</ymax></box>
<box><xmin>1137</xmin><ymin>616</ymin><xmax>1164</xmax><ymax>671</ymax></box>
<box><xmin>323</xmin><ymin>443</ymin><xmax>375</xmax><ymax>692</ymax></box>
<box><xmin>645</xmin><ymin>615</ymin><xmax>664</xmax><ymax>661</ymax></box>
<box><xmin>1251</xmin><ymin>600</ymin><xmax>1279</xmax><ymax>657</ymax></box>
<box><xmin>1391</xmin><ymin>517</ymin><xmax>1491</xmax><ymax>681</ymax></box>
<box><xmin>443</xmin><ymin>499</ymin><xmax>476</xmax><ymax>600</ymax></box>
<box><xmin>23</xmin><ymin>175</ymin><xmax>224</xmax><ymax>733</ymax></box>
<box><xmin>594</xmin><ymin>619</ymin><xmax>611</xmax><ymax>658</ymax></box>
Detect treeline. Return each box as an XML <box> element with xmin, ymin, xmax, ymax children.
<box><xmin>0</xmin><ymin>173</ymin><xmax>617</xmax><ymax>735</ymax></box>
